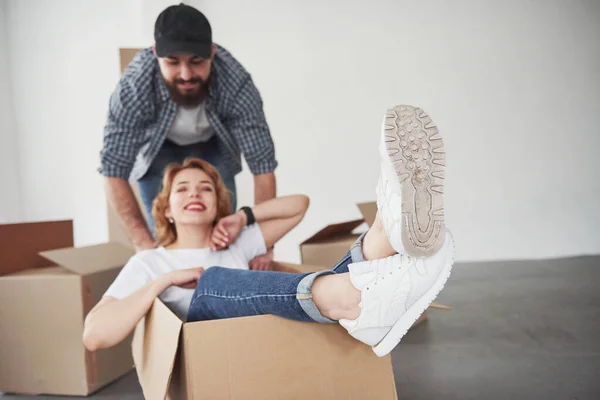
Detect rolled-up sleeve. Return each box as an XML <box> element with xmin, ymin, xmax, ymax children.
<box><xmin>229</xmin><ymin>77</ymin><xmax>278</xmax><ymax>175</ymax></box>
<box><xmin>98</xmin><ymin>79</ymin><xmax>150</xmax><ymax>180</ymax></box>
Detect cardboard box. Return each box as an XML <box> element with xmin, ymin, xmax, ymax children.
<box><xmin>0</xmin><ymin>220</ymin><xmax>135</xmax><ymax>396</ymax></box>
<box><xmin>300</xmin><ymin>201</ymin><xmax>450</xmax><ymax>322</ymax></box>
<box><xmin>132</xmin><ymin>261</ymin><xmax>398</xmax><ymax>400</ymax></box>
<box><xmin>300</xmin><ymin>202</ymin><xmax>377</xmax><ymax>268</ymax></box>
<box><xmin>138</xmin><ymin>309</ymin><xmax>397</xmax><ymax>400</ymax></box>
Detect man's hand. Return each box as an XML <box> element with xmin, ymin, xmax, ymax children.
<box><xmin>249</xmin><ymin>248</ymin><xmax>273</xmax><ymax>271</ymax></box>
<box><xmin>166</xmin><ymin>267</ymin><xmax>205</xmax><ymax>289</ymax></box>
<box><xmin>211</xmin><ymin>211</ymin><xmax>246</xmax><ymax>251</ymax></box>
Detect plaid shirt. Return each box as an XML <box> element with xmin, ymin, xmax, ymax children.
<box><xmin>99</xmin><ymin>45</ymin><xmax>277</xmax><ymax>181</ymax></box>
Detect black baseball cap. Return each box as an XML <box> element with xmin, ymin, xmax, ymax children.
<box><xmin>154</xmin><ymin>3</ymin><xmax>212</xmax><ymax>59</ymax></box>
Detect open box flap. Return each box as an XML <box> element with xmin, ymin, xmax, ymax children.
<box><xmin>301</xmin><ymin>219</ymin><xmax>364</xmax><ymax>245</ymax></box>
<box><xmin>39</xmin><ymin>242</ymin><xmax>133</xmax><ymax>276</ymax></box>
<box><xmin>119</xmin><ymin>48</ymin><xmax>142</xmax><ymax>73</ymax></box>
<box><xmin>132</xmin><ymin>299</ymin><xmax>183</xmax><ymax>400</ymax></box>
<box><xmin>0</xmin><ymin>220</ymin><xmax>73</xmax><ymax>277</ymax></box>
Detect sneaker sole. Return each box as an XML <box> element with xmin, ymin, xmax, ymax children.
<box><xmin>384</xmin><ymin>105</ymin><xmax>446</xmax><ymax>257</ymax></box>
<box><xmin>372</xmin><ymin>239</ymin><xmax>455</xmax><ymax>357</ymax></box>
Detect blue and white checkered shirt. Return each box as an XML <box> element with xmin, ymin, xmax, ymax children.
<box><xmin>99</xmin><ymin>45</ymin><xmax>277</xmax><ymax>181</ymax></box>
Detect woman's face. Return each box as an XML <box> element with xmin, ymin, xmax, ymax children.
<box><xmin>165</xmin><ymin>168</ymin><xmax>218</xmax><ymax>227</ymax></box>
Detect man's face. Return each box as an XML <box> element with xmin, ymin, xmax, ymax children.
<box><xmin>156</xmin><ymin>46</ymin><xmax>214</xmax><ymax>107</ymax></box>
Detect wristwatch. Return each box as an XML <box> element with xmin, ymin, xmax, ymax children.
<box><xmin>239</xmin><ymin>206</ymin><xmax>256</xmax><ymax>226</ymax></box>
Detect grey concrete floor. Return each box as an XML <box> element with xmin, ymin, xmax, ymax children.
<box><xmin>2</xmin><ymin>255</ymin><xmax>599</xmax><ymax>399</ymax></box>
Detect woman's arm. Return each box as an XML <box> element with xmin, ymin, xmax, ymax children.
<box><xmin>83</xmin><ymin>267</ymin><xmax>204</xmax><ymax>351</ymax></box>
<box><xmin>83</xmin><ymin>276</ymin><xmax>171</xmax><ymax>351</ymax></box>
<box><xmin>212</xmin><ymin>194</ymin><xmax>309</xmax><ymax>250</ymax></box>
<box><xmin>252</xmin><ymin>194</ymin><xmax>309</xmax><ymax>248</ymax></box>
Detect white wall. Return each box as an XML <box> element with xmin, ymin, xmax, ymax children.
<box><xmin>0</xmin><ymin>1</ymin><xmax>21</xmax><ymax>223</ymax></box>
<box><xmin>5</xmin><ymin>0</ymin><xmax>600</xmax><ymax>262</ymax></box>
<box><xmin>4</xmin><ymin>0</ymin><xmax>145</xmax><ymax>241</ymax></box>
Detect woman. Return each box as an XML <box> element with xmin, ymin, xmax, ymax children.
<box><xmin>83</xmin><ymin>104</ymin><xmax>455</xmax><ymax>357</ymax></box>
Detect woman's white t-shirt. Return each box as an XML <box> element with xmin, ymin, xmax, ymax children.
<box><xmin>104</xmin><ymin>225</ymin><xmax>266</xmax><ymax>320</ymax></box>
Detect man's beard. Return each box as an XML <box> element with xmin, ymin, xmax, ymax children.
<box><xmin>162</xmin><ymin>76</ymin><xmax>208</xmax><ymax>107</ymax></box>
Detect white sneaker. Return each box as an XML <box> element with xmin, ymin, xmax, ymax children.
<box><xmin>339</xmin><ymin>229</ymin><xmax>455</xmax><ymax>357</ymax></box>
<box><xmin>377</xmin><ymin>105</ymin><xmax>446</xmax><ymax>257</ymax></box>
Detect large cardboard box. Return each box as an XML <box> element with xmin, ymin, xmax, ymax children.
<box><xmin>132</xmin><ymin>262</ymin><xmax>398</xmax><ymax>400</ymax></box>
<box><xmin>0</xmin><ymin>221</ymin><xmax>135</xmax><ymax>396</ymax></box>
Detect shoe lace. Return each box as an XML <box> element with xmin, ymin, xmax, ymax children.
<box><xmin>366</xmin><ymin>254</ymin><xmax>415</xmax><ymax>290</ymax></box>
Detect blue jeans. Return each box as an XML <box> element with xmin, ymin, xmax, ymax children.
<box><xmin>137</xmin><ymin>136</ymin><xmax>237</xmax><ymax>236</ymax></box>
<box><xmin>187</xmin><ymin>233</ymin><xmax>367</xmax><ymax>323</ymax></box>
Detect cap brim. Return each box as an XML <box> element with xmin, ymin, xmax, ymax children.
<box><xmin>155</xmin><ymin>40</ymin><xmax>212</xmax><ymax>59</ymax></box>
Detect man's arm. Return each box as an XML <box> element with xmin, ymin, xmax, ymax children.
<box><xmin>229</xmin><ymin>76</ymin><xmax>278</xmax><ymax>198</ymax></box>
<box><xmin>228</xmin><ymin>76</ymin><xmax>278</xmax><ymax>269</ymax></box>
<box><xmin>254</xmin><ymin>172</ymin><xmax>276</xmax><ymax>205</ymax></box>
<box><xmin>248</xmin><ymin>172</ymin><xmax>276</xmax><ymax>270</ymax></box>
<box><xmin>249</xmin><ymin>172</ymin><xmax>276</xmax><ymax>270</ymax></box>
<box><xmin>105</xmin><ymin>178</ymin><xmax>155</xmax><ymax>252</ymax></box>
<box><xmin>100</xmin><ymin>70</ymin><xmax>153</xmax><ymax>251</ymax></box>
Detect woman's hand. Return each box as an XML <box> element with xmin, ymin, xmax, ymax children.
<box><xmin>211</xmin><ymin>211</ymin><xmax>246</xmax><ymax>250</ymax></box>
<box><xmin>249</xmin><ymin>248</ymin><xmax>273</xmax><ymax>271</ymax></box>
<box><xmin>167</xmin><ymin>267</ymin><xmax>205</xmax><ymax>289</ymax></box>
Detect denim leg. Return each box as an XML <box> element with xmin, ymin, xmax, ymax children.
<box><xmin>350</xmin><ymin>232</ymin><xmax>368</xmax><ymax>262</ymax></box>
<box><xmin>331</xmin><ymin>232</ymin><xmax>368</xmax><ymax>274</ymax></box>
<box><xmin>138</xmin><ymin>141</ymin><xmax>182</xmax><ymax>236</ymax></box>
<box><xmin>218</xmin><ymin>172</ymin><xmax>237</xmax><ymax>212</ymax></box>
<box><xmin>187</xmin><ymin>267</ymin><xmax>335</xmax><ymax>323</ymax></box>
<box><xmin>187</xmin><ymin>232</ymin><xmax>370</xmax><ymax>324</ymax></box>
<box><xmin>295</xmin><ymin>232</ymin><xmax>368</xmax><ymax>319</ymax></box>
<box><xmin>137</xmin><ymin>173</ymin><xmax>163</xmax><ymax>236</ymax></box>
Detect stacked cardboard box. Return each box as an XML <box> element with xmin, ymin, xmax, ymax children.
<box><xmin>0</xmin><ymin>220</ymin><xmax>134</xmax><ymax>396</ymax></box>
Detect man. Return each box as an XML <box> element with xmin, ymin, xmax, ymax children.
<box><xmin>99</xmin><ymin>4</ymin><xmax>277</xmax><ymax>269</ymax></box>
